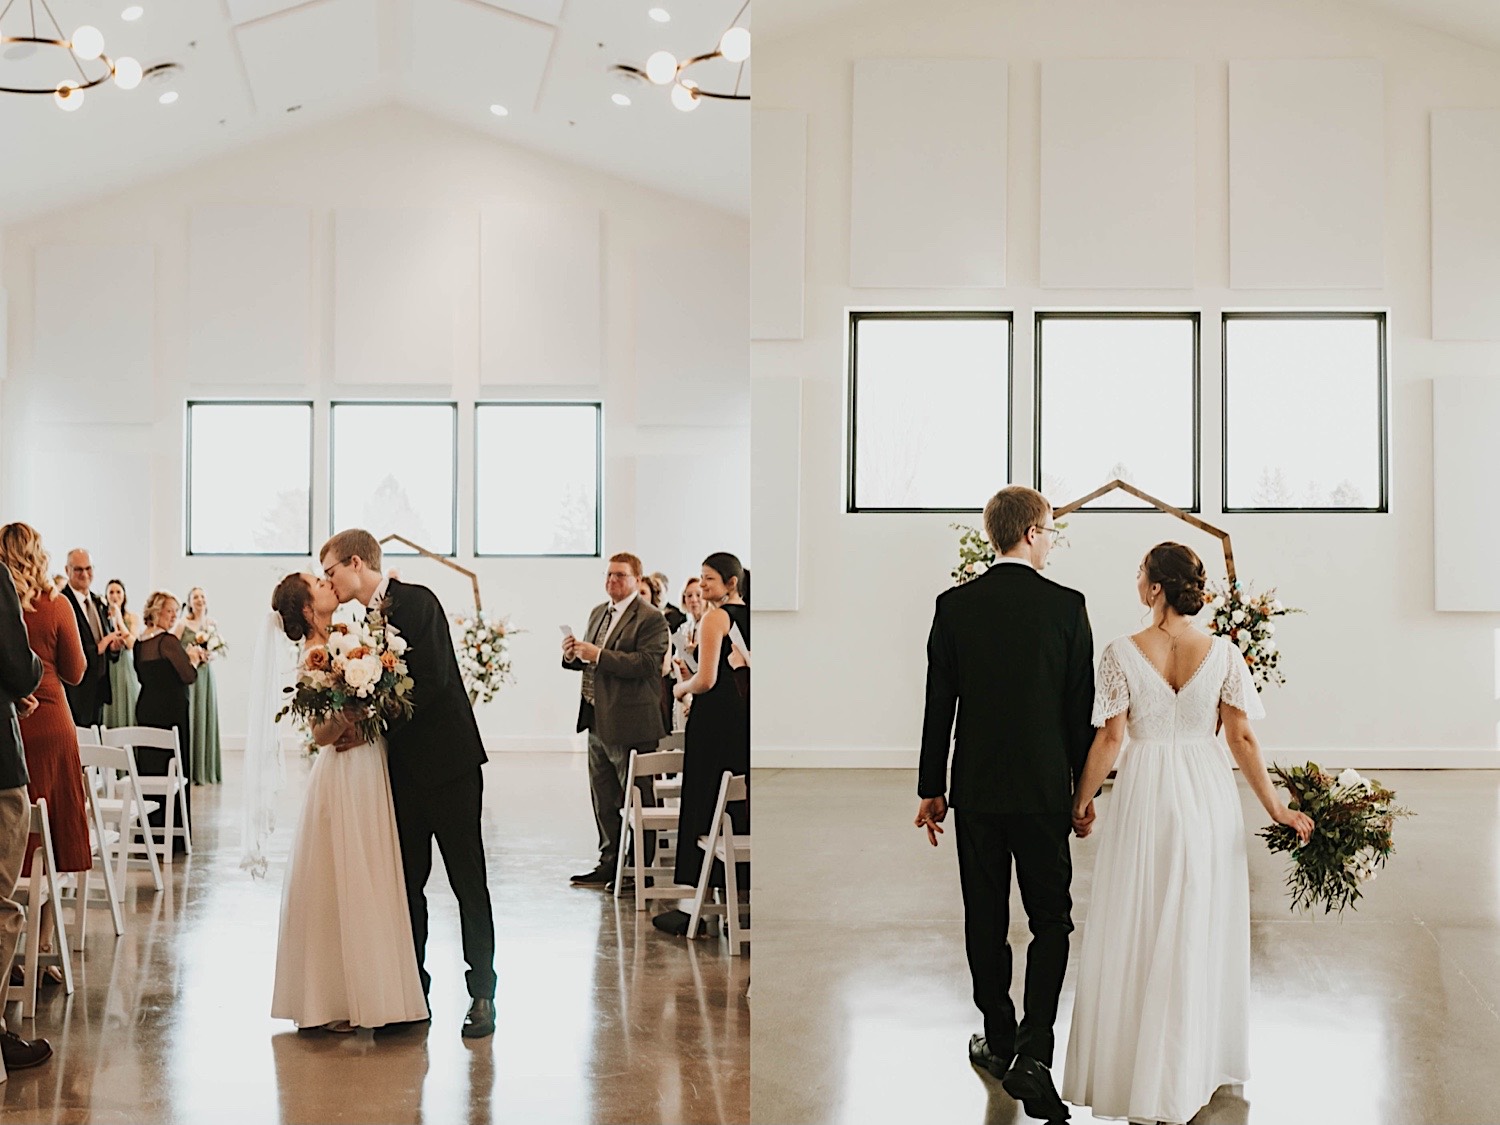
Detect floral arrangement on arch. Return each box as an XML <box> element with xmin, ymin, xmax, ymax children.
<box><xmin>1258</xmin><ymin>762</ymin><xmax>1412</xmax><ymax>914</ymax></box>
<box><xmin>1204</xmin><ymin>581</ymin><xmax>1303</xmax><ymax>693</ymax></box>
<box><xmin>950</xmin><ymin>521</ymin><xmax>1068</xmax><ymax>585</ymax></box>
<box><xmin>453</xmin><ymin>612</ymin><xmax>520</xmax><ymax>706</ymax></box>
<box><xmin>275</xmin><ymin>610</ymin><xmax>415</xmax><ymax>751</ymax></box>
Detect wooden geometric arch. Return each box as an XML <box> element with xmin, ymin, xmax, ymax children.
<box><xmin>1053</xmin><ymin>480</ymin><xmax>1237</xmax><ymax>586</ymax></box>
<box><xmin>378</xmin><ymin>533</ymin><xmax>483</xmax><ymax>612</ymax></box>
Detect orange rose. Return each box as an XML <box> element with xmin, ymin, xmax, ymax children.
<box><xmin>348</xmin><ymin>646</ymin><xmax>370</xmax><ymax>660</ymax></box>
<box><xmin>304</xmin><ymin>648</ymin><xmax>330</xmax><ymax>671</ymax></box>
<box><xmin>330</xmin><ymin>623</ymin><xmax>349</xmax><ymax>635</ymax></box>
<box><xmin>380</xmin><ymin>650</ymin><xmax>398</xmax><ymax>671</ymax></box>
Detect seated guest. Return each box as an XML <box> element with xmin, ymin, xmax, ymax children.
<box><xmin>654</xmin><ymin>572</ymin><xmax>687</xmax><ymax>632</ymax></box>
<box><xmin>134</xmin><ymin>591</ymin><xmax>201</xmax><ymax>844</ymax></box>
<box><xmin>102</xmin><ymin>579</ymin><xmax>140</xmax><ymax>729</ymax></box>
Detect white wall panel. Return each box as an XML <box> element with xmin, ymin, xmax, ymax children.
<box><xmin>1432</xmin><ymin>110</ymin><xmax>1500</xmax><ymax>340</ymax></box>
<box><xmin>1040</xmin><ymin>59</ymin><xmax>1195</xmax><ymax>289</ymax></box>
<box><xmin>189</xmin><ymin>205</ymin><xmax>310</xmax><ymax>384</ymax></box>
<box><xmin>850</xmin><ymin>59</ymin><xmax>1008</xmax><ymax>288</ymax></box>
<box><xmin>752</xmin><ymin>109</ymin><xmax>808</xmax><ymax>339</ymax></box>
<box><xmin>635</xmin><ymin>435</ymin><xmax>751</xmax><ymax>593</ymax></box>
<box><xmin>633</xmin><ymin>242</ymin><xmax>749</xmax><ymax>425</ymax></box>
<box><xmin>1229</xmin><ymin>59</ymin><xmax>1384</xmax><ymax>289</ymax></box>
<box><xmin>751</xmin><ymin>377</ymin><xmax>802</xmax><ymax>611</ymax></box>
<box><xmin>33</xmin><ymin>244</ymin><xmax>154</xmax><ymax>423</ymax></box>
<box><xmin>333</xmin><ymin>207</ymin><xmax>470</xmax><ymax>385</ymax></box>
<box><xmin>480</xmin><ymin>201</ymin><xmax>601</xmax><ymax>386</ymax></box>
<box><xmin>1434</xmin><ymin>376</ymin><xmax>1500</xmax><ymax>611</ymax></box>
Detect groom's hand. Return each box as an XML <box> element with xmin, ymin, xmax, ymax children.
<box><xmin>1072</xmin><ymin>799</ymin><xmax>1096</xmax><ymax>838</ymax></box>
<box><xmin>915</xmin><ymin>796</ymin><xmax>947</xmax><ymax>847</ymax></box>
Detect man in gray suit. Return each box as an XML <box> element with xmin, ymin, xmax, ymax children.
<box><xmin>562</xmin><ymin>552</ymin><xmax>670</xmax><ymax>887</ymax></box>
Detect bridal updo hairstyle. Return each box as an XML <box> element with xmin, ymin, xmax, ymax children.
<box><xmin>1143</xmin><ymin>542</ymin><xmax>1208</xmax><ymax>617</ymax></box>
<box><xmin>271</xmin><ymin>574</ymin><xmax>315</xmax><ymax>642</ymax></box>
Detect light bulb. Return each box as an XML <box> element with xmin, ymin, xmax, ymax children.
<box><xmin>671</xmin><ymin>82</ymin><xmax>699</xmax><ymax>113</ymax></box>
<box><xmin>121</xmin><ymin>5</ymin><xmax>144</xmax><ymax>20</ymax></box>
<box><xmin>113</xmin><ymin>56</ymin><xmax>142</xmax><ymax>89</ymax></box>
<box><xmin>645</xmin><ymin>50</ymin><xmax>677</xmax><ymax>85</ymax></box>
<box><xmin>719</xmin><ymin>26</ymin><xmax>750</xmax><ymax>62</ymax></box>
<box><xmin>72</xmin><ymin>25</ymin><xmax>104</xmax><ymax>61</ymax></box>
<box><xmin>159</xmin><ymin>90</ymin><xmax>177</xmax><ymax>105</ymax></box>
<box><xmin>611</xmin><ymin>93</ymin><xmax>631</xmax><ymax>107</ymax></box>
<box><xmin>489</xmin><ymin>104</ymin><xmax>509</xmax><ymax>117</ymax></box>
<box><xmin>55</xmin><ymin>82</ymin><xmax>84</xmax><ymax>111</ymax></box>
<box><xmin>648</xmin><ymin>7</ymin><xmax>670</xmax><ymax>20</ymax></box>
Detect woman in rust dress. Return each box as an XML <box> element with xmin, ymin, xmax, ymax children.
<box><xmin>0</xmin><ymin>524</ymin><xmax>92</xmax><ymax>983</ymax></box>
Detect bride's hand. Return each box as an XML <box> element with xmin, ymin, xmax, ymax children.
<box><xmin>1273</xmin><ymin>804</ymin><xmax>1315</xmax><ymax>845</ymax></box>
<box><xmin>1072</xmin><ymin>799</ymin><xmax>1096</xmax><ymax>838</ymax></box>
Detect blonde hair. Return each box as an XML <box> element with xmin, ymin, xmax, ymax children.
<box><xmin>319</xmin><ymin>529</ymin><xmax>382</xmax><ymax>573</ymax></box>
<box><xmin>0</xmin><ymin>523</ymin><xmax>56</xmax><ymax>612</ymax></box>
<box><xmin>142</xmin><ymin>591</ymin><xmax>179</xmax><ymax>628</ymax></box>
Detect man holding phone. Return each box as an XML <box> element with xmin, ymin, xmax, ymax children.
<box><xmin>561</xmin><ymin>552</ymin><xmax>671</xmax><ymax>888</ymax></box>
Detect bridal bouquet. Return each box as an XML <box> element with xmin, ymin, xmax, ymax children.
<box><xmin>453</xmin><ymin>612</ymin><xmax>519</xmax><ymax>706</ymax></box>
<box><xmin>1258</xmin><ymin>762</ymin><xmax>1412</xmax><ymax>914</ymax></box>
<box><xmin>1205</xmin><ymin>581</ymin><xmax>1303</xmax><ymax>691</ymax></box>
<box><xmin>191</xmin><ymin>622</ymin><xmax>228</xmax><ymax>661</ymax></box>
<box><xmin>275</xmin><ymin>609</ymin><xmax>416</xmax><ymax>748</ymax></box>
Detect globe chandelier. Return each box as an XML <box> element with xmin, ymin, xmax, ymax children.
<box><xmin>614</xmin><ymin>0</ymin><xmax>749</xmax><ymax>113</ymax></box>
<box><xmin>0</xmin><ymin>0</ymin><xmax>144</xmax><ymax>111</ymax></box>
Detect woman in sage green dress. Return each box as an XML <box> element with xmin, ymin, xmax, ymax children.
<box><xmin>176</xmin><ymin>587</ymin><xmax>222</xmax><ymax>784</ymax></box>
<box><xmin>101</xmin><ymin>578</ymin><xmax>140</xmax><ymax>729</ymax></box>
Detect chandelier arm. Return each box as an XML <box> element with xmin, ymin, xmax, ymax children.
<box><xmin>691</xmin><ymin>89</ymin><xmax>749</xmax><ymax>102</ymax></box>
<box><xmin>0</xmin><ymin>45</ymin><xmax>113</xmax><ymax>93</ymax></box>
<box><xmin>726</xmin><ymin>0</ymin><xmax>750</xmax><ymax>35</ymax></box>
<box><xmin>0</xmin><ymin>0</ymin><xmax>19</xmax><ymax>29</ymax></box>
<box><xmin>28</xmin><ymin>0</ymin><xmax>36</xmax><ymax>41</ymax></box>
<box><xmin>36</xmin><ymin>0</ymin><xmax>88</xmax><ymax>84</ymax></box>
<box><xmin>734</xmin><ymin>58</ymin><xmax>745</xmax><ymax>98</ymax></box>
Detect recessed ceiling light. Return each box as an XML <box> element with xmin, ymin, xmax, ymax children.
<box><xmin>159</xmin><ymin>90</ymin><xmax>177</xmax><ymax>105</ymax></box>
<box><xmin>121</xmin><ymin>5</ymin><xmax>144</xmax><ymax>20</ymax></box>
<box><xmin>489</xmin><ymin>104</ymin><xmax>509</xmax><ymax>117</ymax></box>
<box><xmin>611</xmin><ymin>93</ymin><xmax>631</xmax><ymax>107</ymax></box>
<box><xmin>648</xmin><ymin>7</ymin><xmax>670</xmax><ymax>22</ymax></box>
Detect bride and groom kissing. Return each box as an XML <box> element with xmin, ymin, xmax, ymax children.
<box><xmin>261</xmin><ymin>529</ymin><xmax>496</xmax><ymax>1039</ymax></box>
<box><xmin>916</xmin><ymin>486</ymin><xmax>1313</xmax><ymax>1124</ymax></box>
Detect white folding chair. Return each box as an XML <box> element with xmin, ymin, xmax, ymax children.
<box><xmin>80</xmin><ymin>741</ymin><xmax>162</xmax><ymax>897</ymax></box>
<box><xmin>102</xmin><ymin>727</ymin><xmax>190</xmax><ymax>863</ymax></box>
<box><xmin>613</xmin><ymin>744</ymin><xmax>695</xmax><ymax>912</ymax></box>
<box><xmin>686</xmin><ymin>772</ymin><xmax>751</xmax><ymax>956</ymax></box>
<box><xmin>13</xmin><ymin>798</ymin><xmax>75</xmax><ymax>1018</ymax></box>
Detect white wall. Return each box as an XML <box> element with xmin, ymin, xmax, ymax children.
<box><xmin>1</xmin><ymin>104</ymin><xmax>749</xmax><ymax>750</ymax></box>
<box><xmin>753</xmin><ymin>0</ymin><xmax>1500</xmax><ymax>766</ymax></box>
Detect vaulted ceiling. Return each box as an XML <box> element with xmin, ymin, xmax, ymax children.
<box><xmin>0</xmin><ymin>0</ymin><xmax>752</xmax><ymax>222</ymax></box>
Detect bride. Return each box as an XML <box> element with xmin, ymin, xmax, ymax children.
<box><xmin>244</xmin><ymin>573</ymin><xmax>428</xmax><ymax>1033</ymax></box>
<box><xmin>1061</xmin><ymin>543</ymin><xmax>1313</xmax><ymax>1124</ymax></box>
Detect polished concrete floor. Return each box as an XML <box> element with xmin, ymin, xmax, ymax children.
<box><xmin>0</xmin><ymin>751</ymin><xmax>748</xmax><ymax>1124</ymax></box>
<box><xmin>751</xmin><ymin>768</ymin><xmax>1500</xmax><ymax>1125</ymax></box>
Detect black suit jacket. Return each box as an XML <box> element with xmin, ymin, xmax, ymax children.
<box><xmin>62</xmin><ymin>586</ymin><xmax>116</xmax><ymax>726</ymax></box>
<box><xmin>0</xmin><ymin>573</ymin><xmax>40</xmax><ymax>791</ymax></box>
<box><xmin>918</xmin><ymin>563</ymin><xmax>1095</xmax><ymax>816</ymax></box>
<box><xmin>377</xmin><ymin>579</ymin><xmax>487</xmax><ymax>791</ymax></box>
<box><xmin>662</xmin><ymin>604</ymin><xmax>687</xmax><ymax>633</ymax></box>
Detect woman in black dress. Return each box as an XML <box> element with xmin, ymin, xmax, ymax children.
<box><xmin>133</xmin><ymin>591</ymin><xmax>201</xmax><ymax>840</ymax></box>
<box><xmin>655</xmin><ymin>552</ymin><xmax>749</xmax><ymax>935</ymax></box>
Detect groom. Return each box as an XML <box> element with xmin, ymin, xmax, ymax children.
<box><xmin>320</xmin><ymin>529</ymin><xmax>497</xmax><ymax>1040</ymax></box>
<box><xmin>915</xmin><ymin>486</ymin><xmax>1095</xmax><ymax>1122</ymax></box>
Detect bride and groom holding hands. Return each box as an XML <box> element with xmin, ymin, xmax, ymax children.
<box><xmin>250</xmin><ymin>529</ymin><xmax>496</xmax><ymax>1040</ymax></box>
<box><xmin>916</xmin><ymin>486</ymin><xmax>1314</xmax><ymax>1124</ymax></box>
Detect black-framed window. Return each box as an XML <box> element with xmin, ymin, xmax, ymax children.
<box><xmin>474</xmin><ymin>402</ymin><xmax>602</xmax><ymax>557</ymax></box>
<box><xmin>846</xmin><ymin>310</ymin><xmax>1013</xmax><ymax>513</ymax></box>
<box><xmin>186</xmin><ymin>400</ymin><xmax>313</xmax><ymax>556</ymax></box>
<box><xmin>1222</xmin><ymin>312</ymin><xmax>1388</xmax><ymax>513</ymax></box>
<box><xmin>329</xmin><ymin>401</ymin><xmax>458</xmax><ymax>556</ymax></box>
<box><xmin>1035</xmin><ymin>311</ymin><xmax>1200</xmax><ymax>511</ymax></box>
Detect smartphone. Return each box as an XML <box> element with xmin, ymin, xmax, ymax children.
<box><xmin>560</xmin><ymin>625</ymin><xmax>574</xmax><ymax>637</ymax></box>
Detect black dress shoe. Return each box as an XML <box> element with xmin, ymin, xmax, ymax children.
<box><xmin>968</xmin><ymin>1034</ymin><xmax>1013</xmax><ymax>1080</ymax></box>
<box><xmin>1001</xmin><ymin>1056</ymin><xmax>1069</xmax><ymax>1122</ymax></box>
<box><xmin>0</xmin><ymin>1030</ymin><xmax>51</xmax><ymax>1070</ymax></box>
<box><xmin>570</xmin><ymin>866</ymin><xmax>612</xmax><ymax>887</ymax></box>
<box><xmin>461</xmin><ymin>998</ymin><xmax>495</xmax><ymax>1039</ymax></box>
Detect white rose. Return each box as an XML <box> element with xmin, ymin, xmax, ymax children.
<box><xmin>1262</xmin><ymin>640</ymin><xmax>1276</xmax><ymax>653</ymax></box>
<box><xmin>1237</xmin><ymin>633</ymin><xmax>1250</xmax><ymax>651</ymax></box>
<box><xmin>385</xmin><ymin>630</ymin><xmax>407</xmax><ymax>655</ymax></box>
<box><xmin>1272</xmin><ymin>600</ymin><xmax>1284</xmax><ymax>613</ymax></box>
<box><xmin>972</xmin><ymin>560</ymin><xmax>989</xmax><ymax>575</ymax></box>
<box><xmin>480</xmin><ymin>643</ymin><xmax>493</xmax><ymax>656</ymax></box>
<box><xmin>1231</xmin><ymin>610</ymin><xmax>1245</xmax><ymax>624</ymax></box>
<box><xmin>1336</xmin><ymin>768</ymin><xmax>1364</xmax><ymax>790</ymax></box>
<box><xmin>343</xmin><ymin>659</ymin><xmax>378</xmax><ymax>692</ymax></box>
<box><xmin>1263</xmin><ymin>623</ymin><xmax>1276</xmax><ymax>635</ymax></box>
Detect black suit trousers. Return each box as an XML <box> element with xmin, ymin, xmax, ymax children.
<box><xmin>390</xmin><ymin>767</ymin><xmax>497</xmax><ymax>1001</ymax></box>
<box><xmin>955</xmin><ymin>809</ymin><xmax>1075</xmax><ymax>1067</ymax></box>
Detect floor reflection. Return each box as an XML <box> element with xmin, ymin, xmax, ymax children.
<box><xmin>0</xmin><ymin>752</ymin><xmax>748</xmax><ymax>1124</ymax></box>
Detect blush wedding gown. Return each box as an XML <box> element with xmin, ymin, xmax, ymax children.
<box><xmin>1061</xmin><ymin>634</ymin><xmax>1263</xmax><ymax>1124</ymax></box>
<box><xmin>270</xmin><ymin>721</ymin><xmax>429</xmax><ymax>1030</ymax></box>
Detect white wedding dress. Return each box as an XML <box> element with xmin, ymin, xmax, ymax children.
<box><xmin>270</xmin><ymin>728</ymin><xmax>429</xmax><ymax>1029</ymax></box>
<box><xmin>1062</xmin><ymin>634</ymin><xmax>1263</xmax><ymax>1124</ymax></box>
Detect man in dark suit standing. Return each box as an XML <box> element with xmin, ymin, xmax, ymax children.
<box><xmin>916</xmin><ymin>486</ymin><xmax>1095</xmax><ymax>1122</ymax></box>
<box><xmin>60</xmin><ymin>549</ymin><xmax>121</xmax><ymax>728</ymax></box>
<box><xmin>562</xmin><ymin>552</ymin><xmax>670</xmax><ymax>888</ymax></box>
<box><xmin>653</xmin><ymin>572</ymin><xmax>687</xmax><ymax>633</ymax></box>
<box><xmin>0</xmin><ymin>567</ymin><xmax>54</xmax><ymax>1070</ymax></box>
<box><xmin>319</xmin><ymin>529</ymin><xmax>497</xmax><ymax>1041</ymax></box>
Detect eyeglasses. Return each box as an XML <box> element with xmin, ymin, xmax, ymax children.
<box><xmin>324</xmin><ymin>557</ymin><xmax>352</xmax><ymax>576</ymax></box>
<box><xmin>605</xmin><ymin>570</ymin><xmax>633</xmax><ymax>581</ymax></box>
<box><xmin>1032</xmin><ymin>526</ymin><xmax>1061</xmax><ymax>541</ymax></box>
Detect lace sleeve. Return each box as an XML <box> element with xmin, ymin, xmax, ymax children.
<box><xmin>1219</xmin><ymin>640</ymin><xmax>1266</xmax><ymax>720</ymax></box>
<box><xmin>1091</xmin><ymin>642</ymin><xmax>1129</xmax><ymax>727</ymax></box>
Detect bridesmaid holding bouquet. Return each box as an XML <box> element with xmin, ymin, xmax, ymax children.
<box><xmin>177</xmin><ymin>587</ymin><xmax>224</xmax><ymax>785</ymax></box>
<box><xmin>101</xmin><ymin>579</ymin><xmax>140</xmax><ymax>729</ymax></box>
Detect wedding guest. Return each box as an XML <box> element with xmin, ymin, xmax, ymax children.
<box><xmin>654</xmin><ymin>572</ymin><xmax>687</xmax><ymax>632</ymax></box>
<box><xmin>637</xmin><ymin>573</ymin><xmax>664</xmax><ymax>610</ymax></box>
<box><xmin>60</xmin><ymin>549</ymin><xmax>121</xmax><ymax>729</ymax></box>
<box><xmin>178</xmin><ymin>587</ymin><xmax>222</xmax><ymax>785</ymax></box>
<box><xmin>0</xmin><ymin>560</ymin><xmax>54</xmax><ymax>1069</ymax></box>
<box><xmin>674</xmin><ymin>578</ymin><xmax>706</xmax><ymax>674</ymax></box>
<box><xmin>50</xmin><ymin>576</ymin><xmax>65</xmax><ymax>593</ymax></box>
<box><xmin>101</xmin><ymin>579</ymin><xmax>140</xmax><ymax>729</ymax></box>
<box><xmin>0</xmin><ymin>525</ymin><xmax>94</xmax><ymax>983</ymax></box>
<box><xmin>658</xmin><ymin>552</ymin><xmax>750</xmax><ymax>936</ymax></box>
<box><xmin>562</xmin><ymin>553</ymin><xmax>670</xmax><ymax>888</ymax></box>
<box><xmin>134</xmin><ymin>591</ymin><xmax>200</xmax><ymax>843</ymax></box>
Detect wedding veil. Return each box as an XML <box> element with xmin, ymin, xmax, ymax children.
<box><xmin>240</xmin><ymin>609</ymin><xmax>298</xmax><ymax>878</ymax></box>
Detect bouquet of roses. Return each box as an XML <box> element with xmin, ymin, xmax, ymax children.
<box><xmin>1258</xmin><ymin>762</ymin><xmax>1413</xmax><ymax>915</ymax></box>
<box><xmin>453</xmin><ymin>612</ymin><xmax>519</xmax><ymax>706</ymax></box>
<box><xmin>192</xmin><ymin>622</ymin><xmax>229</xmax><ymax>661</ymax></box>
<box><xmin>1205</xmin><ymin>580</ymin><xmax>1303</xmax><ymax>691</ymax></box>
<box><xmin>275</xmin><ymin>608</ymin><xmax>415</xmax><ymax>749</ymax></box>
